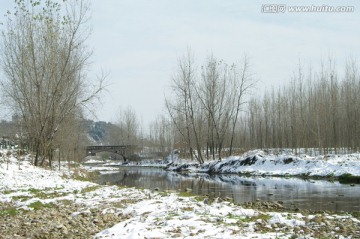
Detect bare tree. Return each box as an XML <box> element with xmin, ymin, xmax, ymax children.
<box><xmin>197</xmin><ymin>56</ymin><xmax>232</xmax><ymax>160</ymax></box>
<box><xmin>165</xmin><ymin>49</ymin><xmax>204</xmax><ymax>163</ymax></box>
<box><xmin>228</xmin><ymin>56</ymin><xmax>255</xmax><ymax>155</ymax></box>
<box><xmin>116</xmin><ymin>106</ymin><xmax>140</xmax><ymax>145</ymax></box>
<box><xmin>165</xmin><ymin>51</ymin><xmax>255</xmax><ymax>162</ymax></box>
<box><xmin>0</xmin><ymin>0</ymin><xmax>105</xmax><ymax>166</ymax></box>
<box><xmin>53</xmin><ymin>110</ymin><xmax>87</xmax><ymax>165</ymax></box>
<box><xmin>148</xmin><ymin>115</ymin><xmax>174</xmax><ymax>156</ymax></box>
<box><xmin>195</xmin><ymin>55</ymin><xmax>254</xmax><ymax>159</ymax></box>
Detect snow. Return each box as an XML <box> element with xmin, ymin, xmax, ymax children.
<box><xmin>268</xmin><ymin>212</ymin><xmax>305</xmax><ymax>227</ymax></box>
<box><xmin>1</xmin><ymin>150</ymin><xmax>359</xmax><ymax>238</ymax></box>
<box><xmin>93</xmin><ymin>195</ymin><xmax>258</xmax><ymax>239</ymax></box>
<box><xmin>0</xmin><ymin>158</ymin><xmax>92</xmax><ymax>192</ymax></box>
<box><xmin>175</xmin><ymin>150</ymin><xmax>360</xmax><ymax>177</ymax></box>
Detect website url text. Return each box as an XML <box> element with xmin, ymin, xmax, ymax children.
<box><xmin>261</xmin><ymin>4</ymin><xmax>355</xmax><ymax>13</ymax></box>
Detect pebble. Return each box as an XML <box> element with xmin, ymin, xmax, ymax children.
<box><xmin>1</xmin><ymin>195</ymin><xmax>359</xmax><ymax>238</ymax></box>
<box><xmin>0</xmin><ymin>202</ymin><xmax>125</xmax><ymax>239</ymax></box>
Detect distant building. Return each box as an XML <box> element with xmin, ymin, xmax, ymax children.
<box><xmin>0</xmin><ymin>136</ymin><xmax>16</xmax><ymax>149</ymax></box>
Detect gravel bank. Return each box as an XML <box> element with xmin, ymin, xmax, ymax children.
<box><xmin>1</xmin><ymin>198</ymin><xmax>359</xmax><ymax>238</ymax></box>
<box><xmin>0</xmin><ymin>202</ymin><xmax>125</xmax><ymax>239</ymax></box>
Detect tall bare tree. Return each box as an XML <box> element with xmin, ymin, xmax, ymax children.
<box><xmin>0</xmin><ymin>0</ymin><xmax>105</xmax><ymax>166</ymax></box>
<box><xmin>166</xmin><ymin>51</ymin><xmax>255</xmax><ymax>162</ymax></box>
<box><xmin>228</xmin><ymin>56</ymin><xmax>255</xmax><ymax>155</ymax></box>
<box><xmin>197</xmin><ymin>56</ymin><xmax>232</xmax><ymax>160</ymax></box>
<box><xmin>165</xmin><ymin>49</ymin><xmax>204</xmax><ymax>163</ymax></box>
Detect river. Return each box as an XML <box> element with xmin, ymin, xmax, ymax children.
<box><xmin>94</xmin><ymin>166</ymin><xmax>360</xmax><ymax>212</ymax></box>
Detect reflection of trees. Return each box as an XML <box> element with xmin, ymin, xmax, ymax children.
<box><xmin>97</xmin><ymin>168</ymin><xmax>360</xmax><ymax>211</ymax></box>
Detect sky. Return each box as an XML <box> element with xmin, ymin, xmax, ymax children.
<box><xmin>1</xmin><ymin>0</ymin><xmax>360</xmax><ymax>127</ymax></box>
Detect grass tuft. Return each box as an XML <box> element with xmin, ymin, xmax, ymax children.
<box><xmin>0</xmin><ymin>207</ymin><xmax>19</xmax><ymax>217</ymax></box>
<box><xmin>28</xmin><ymin>201</ymin><xmax>55</xmax><ymax>210</ymax></box>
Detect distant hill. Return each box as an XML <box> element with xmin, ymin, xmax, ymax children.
<box><xmin>82</xmin><ymin>120</ymin><xmax>120</xmax><ymax>146</ymax></box>
<box><xmin>0</xmin><ymin>116</ymin><xmax>122</xmax><ymax>147</ymax></box>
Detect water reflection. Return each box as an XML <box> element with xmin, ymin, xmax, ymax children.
<box><xmin>97</xmin><ymin>166</ymin><xmax>360</xmax><ymax>212</ymax></box>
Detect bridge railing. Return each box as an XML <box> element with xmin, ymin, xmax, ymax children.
<box><xmin>85</xmin><ymin>145</ymin><xmax>138</xmax><ymax>157</ymax></box>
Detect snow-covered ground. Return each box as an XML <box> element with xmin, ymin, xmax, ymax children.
<box><xmin>1</xmin><ymin>150</ymin><xmax>359</xmax><ymax>238</ymax></box>
<box><xmin>167</xmin><ymin>150</ymin><xmax>360</xmax><ymax>177</ymax></box>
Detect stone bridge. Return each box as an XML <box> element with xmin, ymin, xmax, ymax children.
<box><xmin>85</xmin><ymin>145</ymin><xmax>138</xmax><ymax>160</ymax></box>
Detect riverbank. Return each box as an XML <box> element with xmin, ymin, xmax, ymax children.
<box><xmin>1</xmin><ymin>152</ymin><xmax>360</xmax><ymax>238</ymax></box>
<box><xmin>166</xmin><ymin>150</ymin><xmax>360</xmax><ymax>180</ymax></box>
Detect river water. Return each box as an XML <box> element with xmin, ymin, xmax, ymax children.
<box><xmin>95</xmin><ymin>166</ymin><xmax>360</xmax><ymax>212</ymax></box>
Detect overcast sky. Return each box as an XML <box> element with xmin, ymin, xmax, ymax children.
<box><xmin>1</xmin><ymin>1</ymin><xmax>360</xmax><ymax>126</ymax></box>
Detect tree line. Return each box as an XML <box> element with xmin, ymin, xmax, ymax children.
<box><xmin>108</xmin><ymin>54</ymin><xmax>360</xmax><ymax>163</ymax></box>
<box><xmin>146</xmin><ymin>56</ymin><xmax>360</xmax><ymax>163</ymax></box>
<box><xmin>241</xmin><ymin>59</ymin><xmax>360</xmax><ymax>154</ymax></box>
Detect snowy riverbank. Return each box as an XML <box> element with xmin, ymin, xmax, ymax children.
<box><xmin>167</xmin><ymin>150</ymin><xmax>360</xmax><ymax>178</ymax></box>
<box><xmin>1</xmin><ymin>151</ymin><xmax>359</xmax><ymax>238</ymax></box>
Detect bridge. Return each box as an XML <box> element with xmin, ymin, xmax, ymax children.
<box><xmin>85</xmin><ymin>145</ymin><xmax>138</xmax><ymax>160</ymax></box>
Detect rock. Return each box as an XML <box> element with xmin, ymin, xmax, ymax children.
<box><xmin>56</xmin><ymin>224</ymin><xmax>64</xmax><ymax>229</ymax></box>
<box><xmin>0</xmin><ymin>201</ymin><xmax>126</xmax><ymax>239</ymax></box>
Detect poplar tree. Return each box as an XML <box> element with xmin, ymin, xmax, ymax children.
<box><xmin>0</xmin><ymin>0</ymin><xmax>105</xmax><ymax>166</ymax></box>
